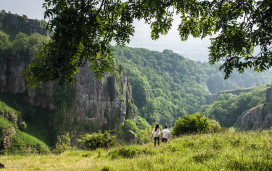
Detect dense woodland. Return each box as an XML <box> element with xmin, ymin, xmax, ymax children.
<box><xmin>0</xmin><ymin>31</ymin><xmax>49</xmax><ymax>61</ymax></box>
<box><xmin>113</xmin><ymin>46</ymin><xmax>272</xmax><ymax>126</ymax></box>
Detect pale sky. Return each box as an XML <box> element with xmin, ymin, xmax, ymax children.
<box><xmin>0</xmin><ymin>0</ymin><xmax>211</xmax><ymax>62</ymax></box>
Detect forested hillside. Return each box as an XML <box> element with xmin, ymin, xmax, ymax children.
<box><xmin>200</xmin><ymin>85</ymin><xmax>268</xmax><ymax>127</ymax></box>
<box><xmin>114</xmin><ymin>47</ymin><xmax>272</xmax><ymax>126</ymax></box>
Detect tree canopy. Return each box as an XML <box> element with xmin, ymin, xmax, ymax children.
<box><xmin>25</xmin><ymin>0</ymin><xmax>272</xmax><ymax>87</ymax></box>
<box><xmin>114</xmin><ymin>46</ymin><xmax>272</xmax><ymax>125</ymax></box>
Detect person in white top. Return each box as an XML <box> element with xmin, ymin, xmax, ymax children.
<box><xmin>152</xmin><ymin>124</ymin><xmax>160</xmax><ymax>147</ymax></box>
<box><xmin>161</xmin><ymin>126</ymin><xmax>170</xmax><ymax>142</ymax></box>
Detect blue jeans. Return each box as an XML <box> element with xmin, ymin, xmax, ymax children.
<box><xmin>154</xmin><ymin>137</ymin><xmax>160</xmax><ymax>147</ymax></box>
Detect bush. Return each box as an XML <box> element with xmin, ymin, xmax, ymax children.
<box><xmin>172</xmin><ymin>113</ymin><xmax>221</xmax><ymax>136</ymax></box>
<box><xmin>120</xmin><ymin>119</ymin><xmax>139</xmax><ymax>143</ymax></box>
<box><xmin>117</xmin><ymin>118</ymin><xmax>152</xmax><ymax>144</ymax></box>
<box><xmin>52</xmin><ymin>133</ymin><xmax>72</xmax><ymax>154</ymax></box>
<box><xmin>18</xmin><ymin>121</ymin><xmax>27</xmax><ymax>131</ymax></box>
<box><xmin>77</xmin><ymin>131</ymin><xmax>115</xmax><ymax>150</ymax></box>
<box><xmin>137</xmin><ymin>128</ymin><xmax>152</xmax><ymax>144</ymax></box>
<box><xmin>136</xmin><ymin>116</ymin><xmax>150</xmax><ymax>130</ymax></box>
<box><xmin>206</xmin><ymin>119</ymin><xmax>221</xmax><ymax>133</ymax></box>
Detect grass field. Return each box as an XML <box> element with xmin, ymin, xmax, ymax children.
<box><xmin>1</xmin><ymin>130</ymin><xmax>272</xmax><ymax>170</ymax></box>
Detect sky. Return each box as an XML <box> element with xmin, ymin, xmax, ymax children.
<box><xmin>0</xmin><ymin>0</ymin><xmax>211</xmax><ymax>62</ymax></box>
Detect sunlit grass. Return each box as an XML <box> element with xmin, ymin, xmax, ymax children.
<box><xmin>1</xmin><ymin>130</ymin><xmax>272</xmax><ymax>170</ymax></box>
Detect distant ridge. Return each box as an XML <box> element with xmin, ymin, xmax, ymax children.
<box><xmin>0</xmin><ymin>10</ymin><xmax>49</xmax><ymax>38</ymax></box>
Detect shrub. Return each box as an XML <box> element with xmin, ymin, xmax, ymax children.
<box><xmin>52</xmin><ymin>133</ymin><xmax>72</xmax><ymax>154</ymax></box>
<box><xmin>206</xmin><ymin>119</ymin><xmax>221</xmax><ymax>133</ymax></box>
<box><xmin>78</xmin><ymin>131</ymin><xmax>115</xmax><ymax>150</ymax></box>
<box><xmin>137</xmin><ymin>128</ymin><xmax>152</xmax><ymax>144</ymax></box>
<box><xmin>18</xmin><ymin>121</ymin><xmax>27</xmax><ymax>131</ymax></box>
<box><xmin>120</xmin><ymin>119</ymin><xmax>139</xmax><ymax>143</ymax></box>
<box><xmin>136</xmin><ymin>116</ymin><xmax>150</xmax><ymax>130</ymax></box>
<box><xmin>172</xmin><ymin>113</ymin><xmax>221</xmax><ymax>136</ymax></box>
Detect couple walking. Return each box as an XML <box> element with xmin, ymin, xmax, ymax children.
<box><xmin>152</xmin><ymin>124</ymin><xmax>170</xmax><ymax>147</ymax></box>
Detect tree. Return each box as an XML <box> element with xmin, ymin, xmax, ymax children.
<box><xmin>120</xmin><ymin>119</ymin><xmax>139</xmax><ymax>142</ymax></box>
<box><xmin>26</xmin><ymin>0</ymin><xmax>272</xmax><ymax>87</ymax></box>
<box><xmin>172</xmin><ymin>113</ymin><xmax>209</xmax><ymax>135</ymax></box>
<box><xmin>171</xmin><ymin>113</ymin><xmax>221</xmax><ymax>136</ymax></box>
<box><xmin>26</xmin><ymin>0</ymin><xmax>135</xmax><ymax>87</ymax></box>
<box><xmin>0</xmin><ymin>31</ymin><xmax>10</xmax><ymax>56</ymax></box>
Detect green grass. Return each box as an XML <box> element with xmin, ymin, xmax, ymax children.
<box><xmin>8</xmin><ymin>129</ymin><xmax>50</xmax><ymax>154</ymax></box>
<box><xmin>0</xmin><ymin>116</ymin><xmax>50</xmax><ymax>154</ymax></box>
<box><xmin>0</xmin><ymin>116</ymin><xmax>14</xmax><ymax>129</ymax></box>
<box><xmin>0</xmin><ymin>93</ymin><xmax>57</xmax><ymax>146</ymax></box>
<box><xmin>0</xmin><ymin>101</ymin><xmax>20</xmax><ymax>114</ymax></box>
<box><xmin>1</xmin><ymin>130</ymin><xmax>272</xmax><ymax>170</ymax></box>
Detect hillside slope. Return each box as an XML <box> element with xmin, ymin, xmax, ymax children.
<box><xmin>235</xmin><ymin>86</ymin><xmax>272</xmax><ymax>130</ymax></box>
<box><xmin>0</xmin><ymin>100</ymin><xmax>50</xmax><ymax>153</ymax></box>
<box><xmin>200</xmin><ymin>84</ymin><xmax>272</xmax><ymax>129</ymax></box>
<box><xmin>114</xmin><ymin>46</ymin><xmax>272</xmax><ymax>125</ymax></box>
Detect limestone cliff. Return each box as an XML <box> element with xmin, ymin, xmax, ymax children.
<box><xmin>0</xmin><ymin>53</ymin><xmax>137</xmax><ymax>134</ymax></box>
<box><xmin>0</xmin><ymin>10</ymin><xmax>49</xmax><ymax>38</ymax></box>
<box><xmin>235</xmin><ymin>87</ymin><xmax>272</xmax><ymax>130</ymax></box>
<box><xmin>0</xmin><ymin>12</ymin><xmax>137</xmax><ymax>144</ymax></box>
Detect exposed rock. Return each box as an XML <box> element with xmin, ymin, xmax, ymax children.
<box><xmin>0</xmin><ymin>58</ymin><xmax>136</xmax><ymax>131</ymax></box>
<box><xmin>2</xmin><ymin>127</ymin><xmax>16</xmax><ymax>150</ymax></box>
<box><xmin>0</xmin><ymin>12</ymin><xmax>137</xmax><ymax>144</ymax></box>
<box><xmin>0</xmin><ymin>111</ymin><xmax>19</xmax><ymax>125</ymax></box>
<box><xmin>0</xmin><ymin>52</ymin><xmax>136</xmax><ymax>145</ymax></box>
<box><xmin>62</xmin><ymin>66</ymin><xmax>134</xmax><ymax>132</ymax></box>
<box><xmin>266</xmin><ymin>87</ymin><xmax>272</xmax><ymax>103</ymax></box>
<box><xmin>0</xmin><ymin>10</ymin><xmax>49</xmax><ymax>37</ymax></box>
<box><xmin>235</xmin><ymin>103</ymin><xmax>272</xmax><ymax>130</ymax></box>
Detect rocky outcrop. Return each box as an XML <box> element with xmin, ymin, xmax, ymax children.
<box><xmin>0</xmin><ymin>56</ymin><xmax>30</xmax><ymax>93</ymax></box>
<box><xmin>2</xmin><ymin>127</ymin><xmax>16</xmax><ymax>150</ymax></box>
<box><xmin>235</xmin><ymin>87</ymin><xmax>272</xmax><ymax>130</ymax></box>
<box><xmin>0</xmin><ymin>10</ymin><xmax>49</xmax><ymax>37</ymax></box>
<box><xmin>62</xmin><ymin>66</ymin><xmax>136</xmax><ymax>132</ymax></box>
<box><xmin>0</xmin><ymin>111</ymin><xmax>20</xmax><ymax>125</ymax></box>
<box><xmin>0</xmin><ymin>12</ymin><xmax>137</xmax><ymax>142</ymax></box>
<box><xmin>265</xmin><ymin>87</ymin><xmax>272</xmax><ymax>103</ymax></box>
<box><xmin>0</xmin><ymin>56</ymin><xmax>136</xmax><ymax>132</ymax></box>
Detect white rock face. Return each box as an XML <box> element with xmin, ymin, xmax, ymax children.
<box><xmin>235</xmin><ymin>87</ymin><xmax>272</xmax><ymax>130</ymax></box>
<box><xmin>0</xmin><ymin>56</ymin><xmax>136</xmax><ymax>134</ymax></box>
<box><xmin>236</xmin><ymin>106</ymin><xmax>272</xmax><ymax>130</ymax></box>
<box><xmin>0</xmin><ymin>12</ymin><xmax>137</xmax><ymax>145</ymax></box>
